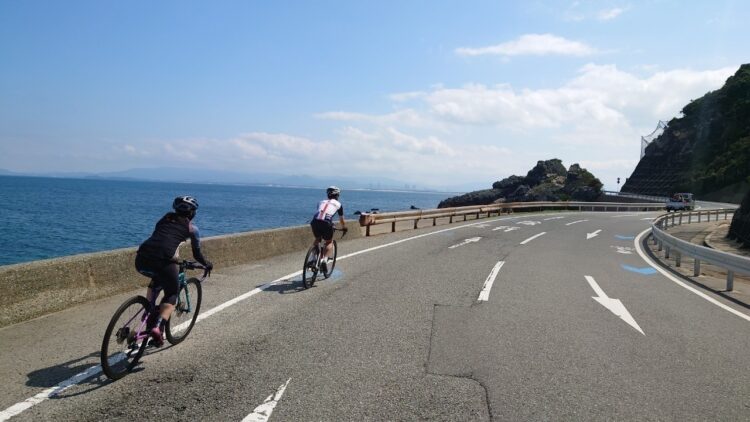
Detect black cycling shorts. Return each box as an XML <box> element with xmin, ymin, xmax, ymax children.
<box><xmin>135</xmin><ymin>254</ymin><xmax>180</xmax><ymax>305</ymax></box>
<box><xmin>310</xmin><ymin>219</ymin><xmax>334</xmax><ymax>241</ymax></box>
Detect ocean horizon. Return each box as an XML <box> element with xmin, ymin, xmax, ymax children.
<box><xmin>0</xmin><ymin>175</ymin><xmax>456</xmax><ymax>266</ymax></box>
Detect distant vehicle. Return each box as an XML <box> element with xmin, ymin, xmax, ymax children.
<box><xmin>665</xmin><ymin>192</ymin><xmax>695</xmax><ymax>211</ymax></box>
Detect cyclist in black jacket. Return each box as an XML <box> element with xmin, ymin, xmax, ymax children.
<box><xmin>135</xmin><ymin>196</ymin><xmax>213</xmax><ymax>346</ymax></box>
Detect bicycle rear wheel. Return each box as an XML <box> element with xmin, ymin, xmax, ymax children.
<box><xmin>323</xmin><ymin>240</ymin><xmax>337</xmax><ymax>279</ymax></box>
<box><xmin>101</xmin><ymin>296</ymin><xmax>150</xmax><ymax>380</ymax></box>
<box><xmin>166</xmin><ymin>278</ymin><xmax>202</xmax><ymax>344</ymax></box>
<box><xmin>302</xmin><ymin>245</ymin><xmax>319</xmax><ymax>289</ymax></box>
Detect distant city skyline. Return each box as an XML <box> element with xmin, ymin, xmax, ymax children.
<box><xmin>1</xmin><ymin>1</ymin><xmax>747</xmax><ymax>190</ymax></box>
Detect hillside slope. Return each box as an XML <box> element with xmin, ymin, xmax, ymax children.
<box><xmin>622</xmin><ymin>64</ymin><xmax>750</xmax><ymax>203</ymax></box>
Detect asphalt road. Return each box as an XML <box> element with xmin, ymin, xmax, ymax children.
<box><xmin>1</xmin><ymin>202</ymin><xmax>749</xmax><ymax>421</ymax></box>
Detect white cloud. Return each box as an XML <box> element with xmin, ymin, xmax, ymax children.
<box><xmin>95</xmin><ymin>64</ymin><xmax>737</xmax><ymax>189</ymax></box>
<box><xmin>315</xmin><ymin>109</ymin><xmax>428</xmax><ymax>127</ymax></box>
<box><xmin>597</xmin><ymin>7</ymin><xmax>625</xmax><ymax>21</ymax></box>
<box><xmin>455</xmin><ymin>34</ymin><xmax>596</xmax><ymax>57</ymax></box>
<box><xmin>309</xmin><ymin>63</ymin><xmax>737</xmax><ymax>188</ymax></box>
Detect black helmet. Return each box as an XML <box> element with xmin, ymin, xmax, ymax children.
<box><xmin>173</xmin><ymin>196</ymin><xmax>199</xmax><ymax>215</ymax></box>
<box><xmin>326</xmin><ymin>186</ymin><xmax>340</xmax><ymax>199</ymax></box>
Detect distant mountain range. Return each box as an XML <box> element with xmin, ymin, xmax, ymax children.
<box><xmin>0</xmin><ymin>167</ymin><xmax>481</xmax><ymax>193</ymax></box>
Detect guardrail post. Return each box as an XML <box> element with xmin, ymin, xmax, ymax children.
<box><xmin>463</xmin><ymin>214</ymin><xmax>467</xmax><ymax>221</ymax></box>
<box><xmin>414</xmin><ymin>219</ymin><xmax>419</xmax><ymax>229</ymax></box>
<box><xmin>391</xmin><ymin>221</ymin><xmax>396</xmax><ymax>233</ymax></box>
<box><xmin>366</xmin><ymin>224</ymin><xmax>371</xmax><ymax>236</ymax></box>
<box><xmin>476</xmin><ymin>212</ymin><xmax>480</xmax><ymax>220</ymax></box>
<box><xmin>694</xmin><ymin>259</ymin><xmax>700</xmax><ymax>276</ymax></box>
<box><xmin>727</xmin><ymin>271</ymin><xmax>734</xmax><ymax>291</ymax></box>
<box><xmin>679</xmin><ymin>214</ymin><xmax>682</xmax><ymax>225</ymax></box>
<box><xmin>658</xmin><ymin>240</ymin><xmax>663</xmax><ymax>251</ymax></box>
<box><xmin>675</xmin><ymin>252</ymin><xmax>681</xmax><ymax>267</ymax></box>
<box><xmin>688</xmin><ymin>213</ymin><xmax>692</xmax><ymax>223</ymax></box>
<box><xmin>432</xmin><ymin>217</ymin><xmax>436</xmax><ymax>226</ymax></box>
<box><xmin>449</xmin><ymin>215</ymin><xmax>453</xmax><ymax>223</ymax></box>
<box><xmin>724</xmin><ymin>209</ymin><xmax>728</xmax><ymax>220</ymax></box>
<box><xmin>665</xmin><ymin>246</ymin><xmax>670</xmax><ymax>259</ymax></box>
<box><xmin>698</xmin><ymin>211</ymin><xmax>701</xmax><ymax>223</ymax></box>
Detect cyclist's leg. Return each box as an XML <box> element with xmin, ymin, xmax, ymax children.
<box><xmin>323</xmin><ymin>239</ymin><xmax>334</xmax><ymax>258</ymax></box>
<box><xmin>321</xmin><ymin>224</ymin><xmax>335</xmax><ymax>258</ymax></box>
<box><xmin>156</xmin><ymin>263</ymin><xmax>179</xmax><ymax>322</ymax></box>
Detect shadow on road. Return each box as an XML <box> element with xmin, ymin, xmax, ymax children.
<box><xmin>262</xmin><ymin>277</ymin><xmax>307</xmax><ymax>294</ymax></box>
<box><xmin>24</xmin><ymin>343</ymin><xmax>176</xmax><ymax>399</ymax></box>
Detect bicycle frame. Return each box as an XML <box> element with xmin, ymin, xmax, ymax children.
<box><xmin>123</xmin><ymin>265</ymin><xmax>200</xmax><ymax>343</ymax></box>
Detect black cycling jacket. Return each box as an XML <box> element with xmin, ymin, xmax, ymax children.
<box><xmin>137</xmin><ymin>212</ymin><xmax>208</xmax><ymax>265</ymax></box>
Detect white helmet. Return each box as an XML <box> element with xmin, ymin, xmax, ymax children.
<box><xmin>326</xmin><ymin>186</ymin><xmax>340</xmax><ymax>199</ymax></box>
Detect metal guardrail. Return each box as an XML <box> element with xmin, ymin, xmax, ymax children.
<box><xmin>603</xmin><ymin>191</ymin><xmax>668</xmax><ymax>203</ymax></box>
<box><xmin>359</xmin><ymin>201</ymin><xmax>666</xmax><ymax>236</ymax></box>
<box><xmin>651</xmin><ymin>209</ymin><xmax>750</xmax><ymax>291</ymax></box>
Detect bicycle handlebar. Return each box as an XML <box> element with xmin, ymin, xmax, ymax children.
<box><xmin>181</xmin><ymin>260</ymin><xmax>211</xmax><ymax>280</ymax></box>
<box><xmin>334</xmin><ymin>226</ymin><xmax>349</xmax><ymax>238</ymax></box>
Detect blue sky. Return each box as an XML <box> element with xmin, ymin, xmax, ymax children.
<box><xmin>1</xmin><ymin>1</ymin><xmax>747</xmax><ymax>190</ymax></box>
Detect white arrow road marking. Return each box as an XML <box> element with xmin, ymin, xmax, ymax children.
<box><xmin>474</xmin><ymin>223</ymin><xmax>491</xmax><ymax>228</ymax></box>
<box><xmin>242</xmin><ymin>378</ymin><xmax>291</xmax><ymax>422</ymax></box>
<box><xmin>612</xmin><ymin>246</ymin><xmax>634</xmax><ymax>254</ymax></box>
<box><xmin>520</xmin><ymin>232</ymin><xmax>546</xmax><ymax>245</ymax></box>
<box><xmin>492</xmin><ymin>226</ymin><xmax>510</xmax><ymax>231</ymax></box>
<box><xmin>449</xmin><ymin>237</ymin><xmax>482</xmax><ymax>249</ymax></box>
<box><xmin>586</xmin><ymin>229</ymin><xmax>602</xmax><ymax>240</ymax></box>
<box><xmin>584</xmin><ymin>276</ymin><xmax>644</xmax><ymax>335</ymax></box>
<box><xmin>565</xmin><ymin>219</ymin><xmax>588</xmax><ymax>226</ymax></box>
<box><xmin>478</xmin><ymin>261</ymin><xmax>505</xmax><ymax>301</ymax></box>
<box><xmin>517</xmin><ymin>220</ymin><xmax>541</xmax><ymax>226</ymax></box>
<box><xmin>543</xmin><ymin>216</ymin><xmax>565</xmax><ymax>220</ymax></box>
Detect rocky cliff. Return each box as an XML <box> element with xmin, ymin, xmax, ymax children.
<box><xmin>621</xmin><ymin>64</ymin><xmax>750</xmax><ymax>203</ymax></box>
<box><xmin>438</xmin><ymin>159</ymin><xmax>603</xmax><ymax>208</ymax></box>
<box><xmin>728</xmin><ymin>190</ymin><xmax>750</xmax><ymax>247</ymax></box>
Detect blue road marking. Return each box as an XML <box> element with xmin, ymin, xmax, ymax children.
<box><xmin>323</xmin><ymin>269</ymin><xmax>344</xmax><ymax>282</ymax></box>
<box><xmin>621</xmin><ymin>264</ymin><xmax>657</xmax><ymax>275</ymax></box>
<box><xmin>615</xmin><ymin>235</ymin><xmax>636</xmax><ymax>240</ymax></box>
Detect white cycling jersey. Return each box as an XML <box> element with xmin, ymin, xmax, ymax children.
<box><xmin>314</xmin><ymin>199</ymin><xmax>343</xmax><ymax>223</ymax></box>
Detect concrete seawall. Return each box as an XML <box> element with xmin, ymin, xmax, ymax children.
<box><xmin>0</xmin><ymin>225</ymin><xmax>362</xmax><ymax>328</ymax></box>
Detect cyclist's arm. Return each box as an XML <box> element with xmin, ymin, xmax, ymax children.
<box><xmin>337</xmin><ymin>206</ymin><xmax>346</xmax><ymax>228</ymax></box>
<box><xmin>188</xmin><ymin>223</ymin><xmax>210</xmax><ymax>266</ymax></box>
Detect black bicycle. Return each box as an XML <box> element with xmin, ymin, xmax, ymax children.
<box><xmin>100</xmin><ymin>260</ymin><xmax>210</xmax><ymax>380</ymax></box>
<box><xmin>302</xmin><ymin>227</ymin><xmax>346</xmax><ymax>289</ymax></box>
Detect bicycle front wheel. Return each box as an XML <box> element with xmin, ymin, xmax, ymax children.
<box><xmin>166</xmin><ymin>278</ymin><xmax>202</xmax><ymax>345</ymax></box>
<box><xmin>302</xmin><ymin>245</ymin><xmax>319</xmax><ymax>289</ymax></box>
<box><xmin>323</xmin><ymin>240</ymin><xmax>337</xmax><ymax>279</ymax></box>
<box><xmin>101</xmin><ymin>296</ymin><xmax>150</xmax><ymax>380</ymax></box>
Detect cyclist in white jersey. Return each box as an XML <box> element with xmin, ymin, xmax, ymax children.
<box><xmin>310</xmin><ymin>186</ymin><xmax>347</xmax><ymax>272</ymax></box>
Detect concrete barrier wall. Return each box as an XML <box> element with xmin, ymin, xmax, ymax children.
<box><xmin>0</xmin><ymin>225</ymin><xmax>362</xmax><ymax>328</ymax></box>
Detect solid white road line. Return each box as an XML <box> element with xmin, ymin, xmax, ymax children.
<box><xmin>585</xmin><ymin>276</ymin><xmax>644</xmax><ymax>335</ymax></box>
<box><xmin>543</xmin><ymin>216</ymin><xmax>565</xmax><ymax>221</ymax></box>
<box><xmin>3</xmin><ymin>214</ymin><xmax>542</xmax><ymax>420</ymax></box>
<box><xmin>242</xmin><ymin>378</ymin><xmax>291</xmax><ymax>422</ymax></box>
<box><xmin>520</xmin><ymin>232</ymin><xmax>546</xmax><ymax>245</ymax></box>
<box><xmin>0</xmin><ymin>364</ymin><xmax>103</xmax><ymax>421</ymax></box>
<box><xmin>633</xmin><ymin>228</ymin><xmax>750</xmax><ymax>323</ymax></box>
<box><xmin>565</xmin><ymin>220</ymin><xmax>588</xmax><ymax>226</ymax></box>
<box><xmin>478</xmin><ymin>261</ymin><xmax>505</xmax><ymax>301</ymax></box>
